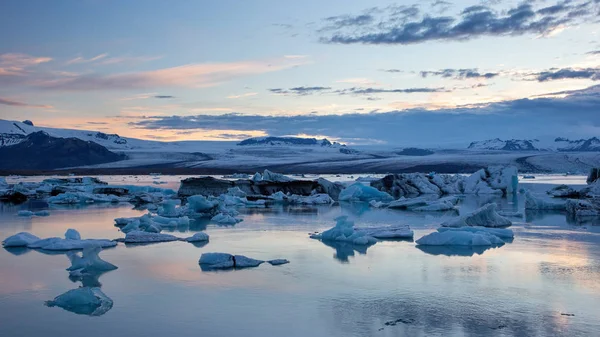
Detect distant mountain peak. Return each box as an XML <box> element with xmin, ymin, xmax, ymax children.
<box><xmin>468</xmin><ymin>138</ymin><xmax>539</xmax><ymax>151</ymax></box>
<box><xmin>237</xmin><ymin>136</ymin><xmax>341</xmax><ymax>147</ymax></box>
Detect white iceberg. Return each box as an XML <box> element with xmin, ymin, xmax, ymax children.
<box><xmin>65</xmin><ymin>229</ymin><xmax>81</xmax><ymax>240</ymax></box>
<box><xmin>24</xmin><ymin>229</ymin><xmax>116</xmax><ymax>251</ymax></box>
<box><xmin>416</xmin><ymin>230</ymin><xmax>505</xmax><ymax>246</ymax></box>
<box><xmin>524</xmin><ymin>191</ymin><xmax>566</xmax><ymax>210</ymax></box>
<box><xmin>437</xmin><ymin>226</ymin><xmax>514</xmax><ymax>239</ymax></box>
<box><xmin>260</xmin><ymin>169</ymin><xmax>294</xmax><ymax>182</ymax></box>
<box><xmin>66</xmin><ymin>245</ymin><xmax>118</xmax><ymax>274</ymax></box>
<box><xmin>17</xmin><ymin>210</ymin><xmax>34</xmax><ymax>216</ymax></box>
<box><xmin>2</xmin><ymin>232</ymin><xmax>41</xmax><ymax>247</ymax></box>
<box><xmin>187</xmin><ymin>195</ymin><xmax>218</xmax><ymax>213</ymax></box>
<box><xmin>288</xmin><ymin>193</ymin><xmax>333</xmax><ymax>205</ymax></box>
<box><xmin>339</xmin><ymin>183</ymin><xmax>394</xmax><ymax>202</ymax></box>
<box><xmin>310</xmin><ymin>216</ymin><xmax>378</xmax><ymax>245</ymax></box>
<box><xmin>157</xmin><ymin>199</ymin><xmax>181</xmax><ymax>217</ymax></box>
<box><xmin>566</xmin><ymin>199</ymin><xmax>600</xmax><ymax>218</ymax></box>
<box><xmin>441</xmin><ymin>203</ymin><xmax>512</xmax><ymax>228</ymax></box>
<box><xmin>45</xmin><ymin>287</ymin><xmax>113</xmax><ymax>316</ymax></box>
<box><xmin>355</xmin><ymin>225</ymin><xmax>414</xmax><ymax>239</ymax></box>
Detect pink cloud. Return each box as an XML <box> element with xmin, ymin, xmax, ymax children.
<box><xmin>0</xmin><ymin>53</ymin><xmax>52</xmax><ymax>76</ymax></box>
<box><xmin>0</xmin><ymin>97</ymin><xmax>52</xmax><ymax>109</ymax></box>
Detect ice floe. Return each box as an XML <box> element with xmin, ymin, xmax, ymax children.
<box><xmin>525</xmin><ymin>191</ymin><xmax>566</xmax><ymax>210</ymax></box>
<box><xmin>339</xmin><ymin>183</ymin><xmax>394</xmax><ymax>202</ymax></box>
<box><xmin>211</xmin><ymin>213</ymin><xmax>242</xmax><ymax>225</ymax></box>
<box><xmin>198</xmin><ymin>252</ymin><xmax>282</xmax><ymax>270</ymax></box>
<box><xmin>184</xmin><ymin>232</ymin><xmax>210</xmax><ymax>242</ymax></box>
<box><xmin>123</xmin><ymin>230</ymin><xmax>179</xmax><ymax>243</ymax></box>
<box><xmin>2</xmin><ymin>232</ymin><xmax>41</xmax><ymax>247</ymax></box>
<box><xmin>45</xmin><ymin>287</ymin><xmax>113</xmax><ymax>316</ymax></box>
<box><xmin>309</xmin><ymin>216</ymin><xmax>378</xmax><ymax>245</ymax></box>
<box><xmin>441</xmin><ymin>203</ymin><xmax>512</xmax><ymax>228</ymax></box>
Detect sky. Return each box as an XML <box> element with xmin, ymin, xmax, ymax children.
<box><xmin>1</xmin><ymin>0</ymin><xmax>599</xmax><ymax>146</ymax></box>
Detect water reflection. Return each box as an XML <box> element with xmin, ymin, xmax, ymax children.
<box><xmin>319</xmin><ymin>240</ymin><xmax>374</xmax><ymax>263</ymax></box>
<box><xmin>417</xmin><ymin>245</ymin><xmax>499</xmax><ymax>257</ymax></box>
<box><xmin>45</xmin><ymin>286</ymin><xmax>114</xmax><ymax>316</ymax></box>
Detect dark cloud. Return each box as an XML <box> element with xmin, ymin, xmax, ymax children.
<box><xmin>86</xmin><ymin>121</ymin><xmax>109</xmax><ymax>125</ymax></box>
<box><xmin>381</xmin><ymin>69</ymin><xmax>403</xmax><ymax>73</ymax></box>
<box><xmin>128</xmin><ymin>85</ymin><xmax>600</xmax><ymax>145</ymax></box>
<box><xmin>534</xmin><ymin>67</ymin><xmax>600</xmax><ymax>81</ymax></box>
<box><xmin>0</xmin><ymin>97</ymin><xmax>51</xmax><ymax>108</ymax></box>
<box><xmin>323</xmin><ymin>14</ymin><xmax>374</xmax><ymax>30</ymax></box>
<box><xmin>336</xmin><ymin>87</ymin><xmax>449</xmax><ymax>95</ymax></box>
<box><xmin>586</xmin><ymin>50</ymin><xmax>600</xmax><ymax>55</ymax></box>
<box><xmin>154</xmin><ymin>95</ymin><xmax>175</xmax><ymax>99</ymax></box>
<box><xmin>213</xmin><ymin>133</ymin><xmax>255</xmax><ymax>140</ymax></box>
<box><xmin>319</xmin><ymin>1</ymin><xmax>597</xmax><ymax>45</ymax></box>
<box><xmin>269</xmin><ymin>86</ymin><xmax>332</xmax><ymax>96</ymax></box>
<box><xmin>420</xmin><ymin>68</ymin><xmax>499</xmax><ymax>79</ymax></box>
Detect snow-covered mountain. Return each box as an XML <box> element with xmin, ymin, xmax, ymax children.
<box><xmin>237</xmin><ymin>136</ymin><xmax>341</xmax><ymax>147</ymax></box>
<box><xmin>555</xmin><ymin>137</ymin><xmax>600</xmax><ymax>152</ymax></box>
<box><xmin>468</xmin><ymin>138</ymin><xmax>540</xmax><ymax>151</ymax></box>
<box><xmin>0</xmin><ymin>119</ymin><xmax>165</xmax><ymax>150</ymax></box>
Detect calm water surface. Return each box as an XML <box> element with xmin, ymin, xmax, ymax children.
<box><xmin>0</xmin><ymin>176</ymin><xmax>599</xmax><ymax>337</ymax></box>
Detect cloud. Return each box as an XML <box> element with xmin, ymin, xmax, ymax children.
<box><xmin>0</xmin><ymin>97</ymin><xmax>52</xmax><ymax>108</ymax></box>
<box><xmin>321</xmin><ymin>14</ymin><xmax>375</xmax><ymax>31</ymax></box>
<box><xmin>533</xmin><ymin>67</ymin><xmax>600</xmax><ymax>81</ymax></box>
<box><xmin>586</xmin><ymin>50</ymin><xmax>600</xmax><ymax>55</ymax></box>
<box><xmin>420</xmin><ymin>68</ymin><xmax>499</xmax><ymax>79</ymax></box>
<box><xmin>319</xmin><ymin>1</ymin><xmax>598</xmax><ymax>45</ymax></box>
<box><xmin>0</xmin><ymin>53</ymin><xmax>52</xmax><ymax>76</ymax></box>
<box><xmin>381</xmin><ymin>69</ymin><xmax>403</xmax><ymax>73</ymax></box>
<box><xmin>34</xmin><ymin>57</ymin><xmax>306</xmax><ymax>91</ymax></box>
<box><xmin>128</xmin><ymin>85</ymin><xmax>600</xmax><ymax>145</ymax></box>
<box><xmin>227</xmin><ymin>92</ymin><xmax>258</xmax><ymax>99</ymax></box>
<box><xmin>86</xmin><ymin>121</ymin><xmax>109</xmax><ymax>125</ymax></box>
<box><xmin>269</xmin><ymin>86</ymin><xmax>332</xmax><ymax>96</ymax></box>
<box><xmin>154</xmin><ymin>95</ymin><xmax>175</xmax><ymax>99</ymax></box>
<box><xmin>335</xmin><ymin>87</ymin><xmax>449</xmax><ymax>95</ymax></box>
<box><xmin>66</xmin><ymin>53</ymin><xmax>108</xmax><ymax>65</ymax></box>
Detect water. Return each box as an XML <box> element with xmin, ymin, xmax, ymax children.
<box><xmin>1</xmin><ymin>176</ymin><xmax>599</xmax><ymax>336</ymax></box>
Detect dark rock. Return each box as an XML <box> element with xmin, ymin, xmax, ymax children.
<box><xmin>22</xmin><ymin>120</ymin><xmax>34</xmax><ymax>126</ymax></box>
<box><xmin>178</xmin><ymin>176</ymin><xmax>344</xmax><ymax>200</ymax></box>
<box><xmin>0</xmin><ymin>190</ymin><xmax>28</xmax><ymax>203</ymax></box>
<box><xmin>588</xmin><ymin>168</ymin><xmax>599</xmax><ymax>184</ymax></box>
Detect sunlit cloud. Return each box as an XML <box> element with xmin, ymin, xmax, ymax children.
<box><xmin>0</xmin><ymin>53</ymin><xmax>52</xmax><ymax>76</ymax></box>
<box><xmin>0</xmin><ymin>97</ymin><xmax>52</xmax><ymax>109</ymax></box>
<box><xmin>66</xmin><ymin>53</ymin><xmax>108</xmax><ymax>65</ymax></box>
<box><xmin>227</xmin><ymin>92</ymin><xmax>258</xmax><ymax>99</ymax></box>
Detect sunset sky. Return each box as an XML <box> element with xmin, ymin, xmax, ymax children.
<box><xmin>1</xmin><ymin>0</ymin><xmax>599</xmax><ymax>145</ymax></box>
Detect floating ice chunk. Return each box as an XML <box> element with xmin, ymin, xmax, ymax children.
<box><xmin>234</xmin><ymin>255</ymin><xmax>264</xmax><ymax>268</ymax></box>
<box><xmin>251</xmin><ymin>172</ymin><xmax>262</xmax><ymax>182</ymax></box>
<box><xmin>310</xmin><ymin>216</ymin><xmax>378</xmax><ymax>245</ymax></box>
<box><xmin>45</xmin><ymin>287</ymin><xmax>113</xmax><ymax>316</ymax></box>
<box><xmin>34</xmin><ymin>210</ymin><xmax>50</xmax><ymax>216</ymax></box>
<box><xmin>244</xmin><ymin>199</ymin><xmax>266</xmax><ymax>208</ymax></box>
<box><xmin>144</xmin><ymin>223</ymin><xmax>162</xmax><ymax>233</ymax></box>
<box><xmin>187</xmin><ymin>195</ymin><xmax>218</xmax><ymax>213</ymax></box>
<box><xmin>65</xmin><ymin>229</ymin><xmax>81</xmax><ymax>240</ymax></box>
<box><xmin>267</xmin><ymin>259</ymin><xmax>290</xmax><ymax>266</ymax></box>
<box><xmin>184</xmin><ymin>232</ymin><xmax>210</xmax><ymax>242</ymax></box>
<box><xmin>339</xmin><ymin>183</ymin><xmax>394</xmax><ymax>202</ymax></box>
<box><xmin>199</xmin><ymin>252</ymin><xmax>234</xmax><ymax>269</ymax></box>
<box><xmin>497</xmin><ymin>211</ymin><xmax>524</xmax><ymax>218</ymax></box>
<box><xmin>269</xmin><ymin>191</ymin><xmax>287</xmax><ymax>201</ymax></box>
<box><xmin>152</xmin><ymin>214</ymin><xmax>190</xmax><ymax>227</ymax></box>
<box><xmin>416</xmin><ymin>230</ymin><xmax>505</xmax><ymax>246</ymax></box>
<box><xmin>120</xmin><ymin>219</ymin><xmax>140</xmax><ymax>233</ymax></box>
<box><xmin>355</xmin><ymin>225</ymin><xmax>414</xmax><ymax>239</ymax></box>
<box><xmin>29</xmin><ymin>237</ymin><xmax>116</xmax><ymax>251</ymax></box>
<box><xmin>114</xmin><ymin>217</ymin><xmax>138</xmax><ymax>226</ymax></box>
<box><xmin>198</xmin><ymin>252</ymin><xmax>265</xmax><ymax>269</ymax></box>
<box><xmin>2</xmin><ymin>232</ymin><xmax>41</xmax><ymax>247</ymax></box>
<box><xmin>487</xmin><ymin>165</ymin><xmax>519</xmax><ymax>195</ymax></box>
<box><xmin>123</xmin><ymin>231</ymin><xmax>179</xmax><ymax>243</ymax></box>
<box><xmin>157</xmin><ymin>199</ymin><xmax>181</xmax><ymax>217</ymax></box>
<box><xmin>464</xmin><ymin>170</ymin><xmax>503</xmax><ymax>195</ymax></box>
<box><xmin>261</xmin><ymin>169</ymin><xmax>294</xmax><ymax>182</ymax></box>
<box><xmin>369</xmin><ymin>200</ymin><xmax>388</xmax><ymax>208</ymax></box>
<box><xmin>211</xmin><ymin>213</ymin><xmax>242</xmax><ymax>225</ymax></box>
<box><xmin>566</xmin><ymin>199</ymin><xmax>600</xmax><ymax>218</ymax></box>
<box><xmin>0</xmin><ymin>177</ymin><xmax>7</xmax><ymax>188</ymax></box>
<box><xmin>66</xmin><ymin>245</ymin><xmax>118</xmax><ymax>273</ymax></box>
<box><xmin>437</xmin><ymin>226</ymin><xmax>514</xmax><ymax>239</ymax></box>
<box><xmin>227</xmin><ymin>187</ymin><xmax>247</xmax><ymax>197</ymax></box>
<box><xmin>288</xmin><ymin>193</ymin><xmax>333</xmax><ymax>204</ymax></box>
<box><xmin>524</xmin><ymin>191</ymin><xmax>566</xmax><ymax>210</ymax></box>
<box><xmin>547</xmin><ymin>185</ymin><xmax>579</xmax><ymax>198</ymax></box>
<box><xmin>17</xmin><ymin>210</ymin><xmax>34</xmax><ymax>216</ymax></box>
<box><xmin>441</xmin><ymin>203</ymin><xmax>512</xmax><ymax>228</ymax></box>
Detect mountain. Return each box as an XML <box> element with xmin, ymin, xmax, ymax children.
<box><xmin>0</xmin><ymin>119</ymin><xmax>152</xmax><ymax>150</ymax></box>
<box><xmin>237</xmin><ymin>136</ymin><xmax>340</xmax><ymax>147</ymax></box>
<box><xmin>468</xmin><ymin>138</ymin><xmax>540</xmax><ymax>151</ymax></box>
<box><xmin>0</xmin><ymin>131</ymin><xmax>126</xmax><ymax>170</ymax></box>
<box><xmin>555</xmin><ymin>137</ymin><xmax>600</xmax><ymax>152</ymax></box>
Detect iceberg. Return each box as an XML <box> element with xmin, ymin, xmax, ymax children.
<box><xmin>287</xmin><ymin>193</ymin><xmax>334</xmax><ymax>205</ymax></box>
<box><xmin>34</xmin><ymin>210</ymin><xmax>50</xmax><ymax>216</ymax></box>
<box><xmin>65</xmin><ymin>229</ymin><xmax>81</xmax><ymax>240</ymax></box>
<box><xmin>123</xmin><ymin>231</ymin><xmax>179</xmax><ymax>243</ymax></box>
<box><xmin>388</xmin><ymin>195</ymin><xmax>458</xmax><ymax>211</ymax></box>
<box><xmin>310</xmin><ymin>216</ymin><xmax>378</xmax><ymax>245</ymax></box>
<box><xmin>2</xmin><ymin>232</ymin><xmax>41</xmax><ymax>247</ymax></box>
<box><xmin>355</xmin><ymin>225</ymin><xmax>414</xmax><ymax>239</ymax></box>
<box><xmin>497</xmin><ymin>210</ymin><xmax>523</xmax><ymax>218</ymax></box>
<box><xmin>45</xmin><ymin>287</ymin><xmax>113</xmax><ymax>316</ymax></box>
<box><xmin>17</xmin><ymin>210</ymin><xmax>34</xmax><ymax>216</ymax></box>
<box><xmin>198</xmin><ymin>252</ymin><xmax>265</xmax><ymax>270</ymax></box>
<box><xmin>441</xmin><ymin>203</ymin><xmax>512</xmax><ymax>228</ymax></box>
<box><xmin>524</xmin><ymin>191</ymin><xmax>566</xmax><ymax>210</ymax></box>
<box><xmin>23</xmin><ymin>229</ymin><xmax>116</xmax><ymax>251</ymax></box>
<box><xmin>267</xmin><ymin>259</ymin><xmax>290</xmax><ymax>266</ymax></box>
<box><xmin>566</xmin><ymin>199</ymin><xmax>600</xmax><ymax>218</ymax></box>
<box><xmin>211</xmin><ymin>213</ymin><xmax>242</xmax><ymax>225</ymax></box>
<box><xmin>66</xmin><ymin>245</ymin><xmax>118</xmax><ymax>274</ymax></box>
<box><xmin>261</xmin><ymin>169</ymin><xmax>294</xmax><ymax>182</ymax></box>
<box><xmin>416</xmin><ymin>230</ymin><xmax>505</xmax><ymax>246</ymax></box>
<box><xmin>339</xmin><ymin>183</ymin><xmax>394</xmax><ymax>202</ymax></box>
<box><xmin>184</xmin><ymin>232</ymin><xmax>210</xmax><ymax>242</ymax></box>
<box><xmin>187</xmin><ymin>195</ymin><xmax>218</xmax><ymax>213</ymax></box>
<box><xmin>437</xmin><ymin>226</ymin><xmax>514</xmax><ymax>239</ymax></box>
<box><xmin>157</xmin><ymin>199</ymin><xmax>181</xmax><ymax>217</ymax></box>
<box><xmin>547</xmin><ymin>185</ymin><xmax>579</xmax><ymax>198</ymax></box>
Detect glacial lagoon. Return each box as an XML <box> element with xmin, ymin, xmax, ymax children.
<box><xmin>1</xmin><ymin>175</ymin><xmax>599</xmax><ymax>337</ymax></box>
